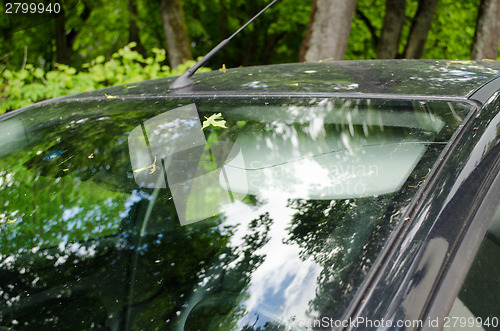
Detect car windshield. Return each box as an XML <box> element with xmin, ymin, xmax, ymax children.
<box><xmin>0</xmin><ymin>96</ymin><xmax>471</xmax><ymax>330</ymax></box>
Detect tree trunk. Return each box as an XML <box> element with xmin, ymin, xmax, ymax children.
<box><xmin>404</xmin><ymin>0</ymin><xmax>439</xmax><ymax>59</ymax></box>
<box><xmin>377</xmin><ymin>0</ymin><xmax>406</xmax><ymax>59</ymax></box>
<box><xmin>54</xmin><ymin>2</ymin><xmax>91</xmax><ymax>65</ymax></box>
<box><xmin>159</xmin><ymin>0</ymin><xmax>193</xmax><ymax>68</ymax></box>
<box><xmin>0</xmin><ymin>23</ymin><xmax>13</xmax><ymax>64</ymax></box>
<box><xmin>471</xmin><ymin>0</ymin><xmax>500</xmax><ymax>60</ymax></box>
<box><xmin>299</xmin><ymin>0</ymin><xmax>357</xmax><ymax>62</ymax></box>
<box><xmin>54</xmin><ymin>12</ymin><xmax>73</xmax><ymax>65</ymax></box>
<box><xmin>128</xmin><ymin>0</ymin><xmax>147</xmax><ymax>58</ymax></box>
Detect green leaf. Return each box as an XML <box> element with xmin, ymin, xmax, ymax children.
<box><xmin>202</xmin><ymin>113</ymin><xmax>227</xmax><ymax>130</ymax></box>
<box><xmin>95</xmin><ymin>55</ymin><xmax>105</xmax><ymax>64</ymax></box>
<box><xmin>33</xmin><ymin>68</ymin><xmax>44</xmax><ymax>79</ymax></box>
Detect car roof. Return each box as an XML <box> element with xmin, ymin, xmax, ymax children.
<box><xmin>66</xmin><ymin>59</ymin><xmax>500</xmax><ymax>101</ymax></box>
<box><xmin>2</xmin><ymin>60</ymin><xmax>499</xmax><ymax>123</ymax></box>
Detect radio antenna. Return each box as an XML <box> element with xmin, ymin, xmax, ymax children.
<box><xmin>170</xmin><ymin>0</ymin><xmax>279</xmax><ymax>90</ymax></box>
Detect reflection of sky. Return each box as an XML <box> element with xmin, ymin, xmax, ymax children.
<box><xmin>242</xmin><ymin>81</ymin><xmax>269</xmax><ymax>88</ymax></box>
<box><xmin>410</xmin><ymin>66</ymin><xmax>490</xmax><ymax>84</ymax></box>
<box><xmin>224</xmin><ymin>196</ymin><xmax>321</xmax><ymax>329</ymax></box>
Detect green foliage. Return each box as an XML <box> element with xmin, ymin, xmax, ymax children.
<box><xmin>424</xmin><ymin>0</ymin><xmax>482</xmax><ymax>60</ymax></box>
<box><xmin>345</xmin><ymin>0</ymin><xmax>384</xmax><ymax>60</ymax></box>
<box><xmin>181</xmin><ymin>0</ymin><xmax>311</xmax><ymax>66</ymax></box>
<box><xmin>0</xmin><ymin>43</ymin><xmax>210</xmax><ymax>115</ymax></box>
<box><xmin>345</xmin><ymin>0</ymin><xmax>422</xmax><ymax>60</ymax></box>
<box><xmin>72</xmin><ymin>0</ymin><xmax>130</xmax><ymax>66</ymax></box>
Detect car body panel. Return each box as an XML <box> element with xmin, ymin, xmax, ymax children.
<box><xmin>34</xmin><ymin>60</ymin><xmax>500</xmax><ymax>99</ymax></box>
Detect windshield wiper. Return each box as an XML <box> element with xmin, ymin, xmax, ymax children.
<box><xmin>169</xmin><ymin>0</ymin><xmax>279</xmax><ymax>90</ymax></box>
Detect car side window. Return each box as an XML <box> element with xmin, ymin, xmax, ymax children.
<box><xmin>446</xmin><ymin>204</ymin><xmax>500</xmax><ymax>330</ymax></box>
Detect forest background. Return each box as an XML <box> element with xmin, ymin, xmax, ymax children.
<box><xmin>1</xmin><ymin>0</ymin><xmax>500</xmax><ymax>115</ymax></box>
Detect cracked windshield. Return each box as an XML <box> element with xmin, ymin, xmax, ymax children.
<box><xmin>0</xmin><ymin>97</ymin><xmax>471</xmax><ymax>330</ymax></box>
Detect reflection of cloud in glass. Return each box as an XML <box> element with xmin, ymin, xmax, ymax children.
<box><xmin>223</xmin><ymin>131</ymin><xmax>431</xmax><ymax>199</ymax></box>
<box><xmin>220</xmin><ymin>103</ymin><xmax>445</xmax><ymax>200</ymax></box>
<box><xmin>0</xmin><ymin>119</ymin><xmax>29</xmax><ymax>158</ymax></box>
<box><xmin>224</xmin><ymin>197</ymin><xmax>321</xmax><ymax>329</ymax></box>
<box><xmin>128</xmin><ymin>104</ymin><xmax>247</xmax><ymax>225</ymax></box>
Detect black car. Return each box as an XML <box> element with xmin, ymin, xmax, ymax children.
<box><xmin>0</xmin><ymin>60</ymin><xmax>499</xmax><ymax>330</ymax></box>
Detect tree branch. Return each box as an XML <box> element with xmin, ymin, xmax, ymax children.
<box><xmin>377</xmin><ymin>0</ymin><xmax>406</xmax><ymax>59</ymax></box>
<box><xmin>21</xmin><ymin>46</ymin><xmax>27</xmax><ymax>70</ymax></box>
<box><xmin>356</xmin><ymin>9</ymin><xmax>379</xmax><ymax>48</ymax></box>
<box><xmin>404</xmin><ymin>0</ymin><xmax>439</xmax><ymax>59</ymax></box>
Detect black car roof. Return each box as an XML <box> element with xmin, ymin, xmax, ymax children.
<box><xmin>2</xmin><ymin>60</ymin><xmax>499</xmax><ymax>123</ymax></box>
<box><xmin>69</xmin><ymin>60</ymin><xmax>500</xmax><ymax>100</ymax></box>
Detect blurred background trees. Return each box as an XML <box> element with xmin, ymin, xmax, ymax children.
<box><xmin>1</xmin><ymin>0</ymin><xmax>500</xmax><ymax>113</ymax></box>
<box><xmin>2</xmin><ymin>0</ymin><xmax>498</xmax><ymax>70</ymax></box>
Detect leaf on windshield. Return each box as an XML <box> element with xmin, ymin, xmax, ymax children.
<box><xmin>446</xmin><ymin>60</ymin><xmax>475</xmax><ymax>67</ymax></box>
<box><xmin>202</xmin><ymin>113</ymin><xmax>227</xmax><ymax>130</ymax></box>
<box><xmin>133</xmin><ymin>156</ymin><xmax>157</xmax><ymax>174</ymax></box>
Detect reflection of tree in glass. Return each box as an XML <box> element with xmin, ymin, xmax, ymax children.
<box><xmin>0</xmin><ymin>108</ymin><xmax>151</xmax><ymax>328</ymax></box>
<box><xmin>182</xmin><ymin>213</ymin><xmax>272</xmax><ymax>331</ymax></box>
<box><xmin>0</xmin><ymin>108</ymin><xmax>158</xmax><ymax>254</ymax></box>
<box><xmin>0</xmin><ymin>191</ymin><xmax>272</xmax><ymax>330</ymax></box>
<box><xmin>124</xmin><ymin>202</ymin><xmax>273</xmax><ymax>330</ymax></box>
<box><xmin>0</xmin><ymin>231</ymin><xmax>132</xmax><ymax>329</ymax></box>
<box><xmin>284</xmin><ymin>196</ymin><xmax>398</xmax><ymax>321</ymax></box>
<box><xmin>241</xmin><ymin>320</ymin><xmax>287</xmax><ymax>331</ymax></box>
